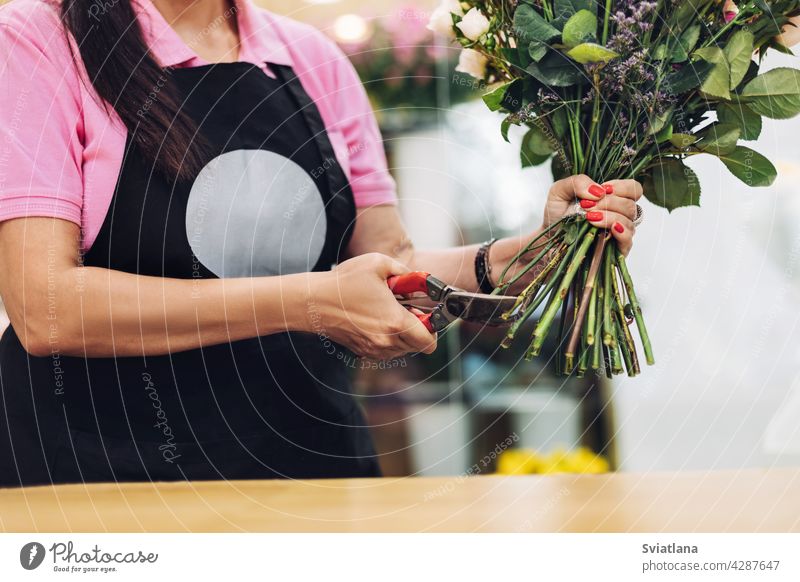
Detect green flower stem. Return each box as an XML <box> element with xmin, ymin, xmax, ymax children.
<box><xmin>577</xmin><ymin>313</ymin><xmax>590</xmax><ymax>376</ymax></box>
<box><xmin>541</xmin><ymin>0</ymin><xmax>553</xmax><ymax>21</ymax></box>
<box><xmin>526</xmin><ymin>277</ymin><xmax>565</xmax><ymax>360</ymax></box>
<box><xmin>565</xmin><ymin>269</ymin><xmax>586</xmax><ymax>371</ymax></box>
<box><xmin>494</xmin><ymin>218</ymin><xmax>567</xmax><ymax>290</ymax></box>
<box><xmin>615</xmin><ymin>251</ymin><xmax>655</xmax><ymax>366</ymax></box>
<box><xmin>610</xmin><ymin>332</ymin><xmax>623</xmax><ymax>375</ymax></box>
<box><xmin>565</xmin><ymin>233</ymin><xmax>608</xmax><ymax>365</ymax></box>
<box><xmin>516</xmin><ymin>219</ymin><xmax>591</xmax><ymax>314</ymax></box>
<box><xmin>501</xmin><ymin>243</ymin><xmax>571</xmax><ymax>348</ymax></box>
<box><xmin>587</xmin><ymin>274</ymin><xmax>599</xmax><ymax>346</ymax></box>
<box><xmin>529</xmin><ymin>228</ymin><xmax>597</xmax><ymax>358</ymax></box>
<box><xmin>501</xmin><ymin>241</ymin><xmax>568</xmax><ymax>321</ymax></box>
<box><xmin>555</xmin><ymin>283</ymin><xmax>572</xmax><ymax>376</ymax></box>
<box><xmin>574</xmin><ymin>94</ymin><xmax>585</xmax><ymax>171</ymax></box>
<box><xmin>610</xmin><ymin>262</ymin><xmax>641</xmax><ymax>376</ymax></box>
<box><xmin>602</xmin><ymin>244</ymin><xmax>615</xmax><ymax>346</ymax></box>
<box><xmin>497</xmin><ymin>234</ymin><xmax>562</xmax><ymax>292</ymax></box>
<box><xmin>592</xmin><ymin>287</ymin><xmax>603</xmax><ymax>370</ymax></box>
<box><xmin>614</xmin><ymin>313</ymin><xmax>635</xmax><ymax>377</ymax></box>
<box><xmin>601</xmin><ymin>0</ymin><xmax>613</xmax><ymax>45</ymax></box>
<box><xmin>602</xmin><ymin>343</ymin><xmax>613</xmax><ymax>379</ymax></box>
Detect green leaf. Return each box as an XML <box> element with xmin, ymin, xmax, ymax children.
<box><xmin>723</xmin><ymin>30</ymin><xmax>754</xmax><ymax>89</ymax></box>
<box><xmin>526</xmin><ymin>51</ymin><xmax>585</xmax><ymax>86</ymax></box>
<box><xmin>693</xmin><ymin>47</ymin><xmax>730</xmax><ymax>100</ymax></box>
<box><xmin>554</xmin><ymin>0</ymin><xmax>596</xmax><ymax>21</ymax></box>
<box><xmin>483</xmin><ymin>83</ymin><xmax>511</xmax><ymax>111</ymax></box>
<box><xmin>566</xmin><ymin>42</ymin><xmax>619</xmax><ymax>64</ymax></box>
<box><xmin>669</xmin><ymin>133</ymin><xmax>698</xmax><ymax>148</ymax></box>
<box><xmin>654</xmin><ymin>123</ymin><xmax>673</xmax><ymax>143</ymax></box>
<box><xmin>521</xmin><ymin>124</ymin><xmax>554</xmax><ymax>167</ymax></box>
<box><xmin>740</xmin><ymin>67</ymin><xmax>800</xmax><ymax>119</ymax></box>
<box><xmin>514</xmin><ymin>4</ymin><xmax>561</xmax><ymax>44</ymax></box>
<box><xmin>649</xmin><ymin>107</ymin><xmax>673</xmax><ymax>135</ymax></box>
<box><xmin>644</xmin><ymin>158</ymin><xmax>701</xmax><ymax>212</ymax></box>
<box><xmin>529</xmin><ymin>41</ymin><xmax>548</xmax><ymax>61</ymax></box>
<box><xmin>664</xmin><ymin>59</ymin><xmax>715</xmax><ymax>94</ymax></box>
<box><xmin>672</xmin><ymin>0</ymin><xmax>714</xmax><ymax>29</ymax></box>
<box><xmin>502</xmin><ymin>46</ymin><xmax>528</xmax><ymax>69</ymax></box>
<box><xmin>714</xmin><ymin>146</ymin><xmax>777</xmax><ymax>186</ymax></box>
<box><xmin>549</xmin><ymin>107</ymin><xmax>569</xmax><ymax>139</ymax></box>
<box><xmin>501</xmin><ymin>117</ymin><xmax>514</xmax><ymax>142</ymax></box>
<box><xmin>717</xmin><ymin>103</ymin><xmax>762</xmax><ymax>140</ymax></box>
<box><xmin>551</xmin><ymin>153</ymin><xmax>571</xmax><ymax>181</ymax></box>
<box><xmin>672</xmin><ymin>24</ymin><xmax>701</xmax><ymax>63</ymax></box>
<box><xmin>767</xmin><ymin>39</ymin><xmax>795</xmax><ymax>55</ymax></box>
<box><xmin>562</xmin><ymin>9</ymin><xmax>597</xmax><ymax>48</ymax></box>
<box><xmin>483</xmin><ymin>80</ymin><xmax>523</xmax><ymax>113</ymax></box>
<box><xmin>697</xmin><ymin>123</ymin><xmax>740</xmax><ymax>155</ymax></box>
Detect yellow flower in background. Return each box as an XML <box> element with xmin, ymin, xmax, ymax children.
<box><xmin>496</xmin><ymin>449</ymin><xmax>540</xmax><ymax>475</ymax></box>
<box><xmin>496</xmin><ymin>447</ymin><xmax>609</xmax><ymax>475</ymax></box>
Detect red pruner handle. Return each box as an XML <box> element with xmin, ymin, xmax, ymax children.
<box><xmin>387</xmin><ymin>271</ymin><xmax>430</xmax><ymax>296</ymax></box>
<box><xmin>414</xmin><ymin>312</ymin><xmax>435</xmax><ymax>333</ymax></box>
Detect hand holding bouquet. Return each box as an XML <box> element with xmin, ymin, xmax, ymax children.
<box><xmin>430</xmin><ymin>0</ymin><xmax>800</xmax><ymax>377</ymax></box>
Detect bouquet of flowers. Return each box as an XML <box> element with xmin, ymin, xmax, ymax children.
<box><xmin>429</xmin><ymin>0</ymin><xmax>800</xmax><ymax>377</ymax></box>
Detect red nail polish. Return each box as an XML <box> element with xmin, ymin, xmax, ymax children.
<box><xmin>580</xmin><ymin>199</ymin><xmax>597</xmax><ymax>209</ymax></box>
<box><xmin>586</xmin><ymin>211</ymin><xmax>603</xmax><ymax>222</ymax></box>
<box><xmin>613</xmin><ymin>222</ymin><xmax>625</xmax><ymax>233</ymax></box>
<box><xmin>604</xmin><ymin>184</ymin><xmax>614</xmax><ymax>195</ymax></box>
<box><xmin>588</xmin><ymin>184</ymin><xmax>605</xmax><ymax>198</ymax></box>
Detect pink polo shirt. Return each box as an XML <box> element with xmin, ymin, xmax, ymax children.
<box><xmin>0</xmin><ymin>0</ymin><xmax>396</xmax><ymax>251</ymax></box>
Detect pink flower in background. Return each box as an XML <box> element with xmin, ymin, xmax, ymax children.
<box><xmin>723</xmin><ymin>0</ymin><xmax>738</xmax><ymax>22</ymax></box>
<box><xmin>330</xmin><ymin>3</ymin><xmax>475</xmax><ymax>112</ymax></box>
<box><xmin>386</xmin><ymin>5</ymin><xmax>431</xmax><ymax>46</ymax></box>
<box><xmin>425</xmin><ymin>43</ymin><xmax>449</xmax><ymax>60</ymax></box>
<box><xmin>393</xmin><ymin>43</ymin><xmax>417</xmax><ymax>65</ymax></box>
<box><xmin>413</xmin><ymin>64</ymin><xmax>434</xmax><ymax>86</ymax></box>
<box><xmin>384</xmin><ymin>65</ymin><xmax>404</xmax><ymax>87</ymax></box>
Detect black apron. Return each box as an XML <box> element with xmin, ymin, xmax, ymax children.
<box><xmin>0</xmin><ymin>62</ymin><xmax>381</xmax><ymax>486</ymax></box>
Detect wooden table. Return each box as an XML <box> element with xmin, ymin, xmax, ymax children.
<box><xmin>1</xmin><ymin>468</ymin><xmax>798</xmax><ymax>532</ymax></box>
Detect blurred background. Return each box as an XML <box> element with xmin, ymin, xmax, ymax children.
<box><xmin>2</xmin><ymin>0</ymin><xmax>799</xmax><ymax>478</ymax></box>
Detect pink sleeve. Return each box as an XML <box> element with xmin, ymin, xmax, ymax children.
<box><xmin>328</xmin><ymin>41</ymin><xmax>397</xmax><ymax>207</ymax></box>
<box><xmin>0</xmin><ymin>17</ymin><xmax>84</xmax><ymax>226</ymax></box>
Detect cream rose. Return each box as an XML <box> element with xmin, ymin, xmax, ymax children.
<box><xmin>456</xmin><ymin>7</ymin><xmax>490</xmax><ymax>41</ymax></box>
<box><xmin>427</xmin><ymin>0</ymin><xmax>464</xmax><ymax>37</ymax></box>
<box><xmin>455</xmin><ymin>48</ymin><xmax>488</xmax><ymax>79</ymax></box>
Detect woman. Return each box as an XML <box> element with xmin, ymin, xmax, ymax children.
<box><xmin>0</xmin><ymin>0</ymin><xmax>642</xmax><ymax>486</ymax></box>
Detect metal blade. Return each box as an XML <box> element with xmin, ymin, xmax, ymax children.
<box><xmin>443</xmin><ymin>292</ymin><xmax>521</xmax><ymax>326</ymax></box>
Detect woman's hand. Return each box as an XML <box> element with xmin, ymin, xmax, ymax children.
<box><xmin>484</xmin><ymin>175</ymin><xmax>642</xmax><ymax>295</ymax></box>
<box><xmin>306</xmin><ymin>253</ymin><xmax>438</xmax><ymax>361</ymax></box>
<box><xmin>543</xmin><ymin>174</ymin><xmax>643</xmax><ymax>255</ymax></box>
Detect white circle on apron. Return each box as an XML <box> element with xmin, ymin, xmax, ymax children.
<box><xmin>185</xmin><ymin>149</ymin><xmax>328</xmax><ymax>278</ymax></box>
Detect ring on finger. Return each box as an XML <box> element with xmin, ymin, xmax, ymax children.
<box><xmin>633</xmin><ymin>204</ymin><xmax>644</xmax><ymax>227</ymax></box>
<box><xmin>572</xmin><ymin>200</ymin><xmax>586</xmax><ymax>216</ymax></box>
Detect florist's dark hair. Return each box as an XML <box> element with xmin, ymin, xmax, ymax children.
<box><xmin>60</xmin><ymin>0</ymin><xmax>207</xmax><ymax>181</ymax></box>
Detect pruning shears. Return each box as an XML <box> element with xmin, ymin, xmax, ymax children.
<box><xmin>387</xmin><ymin>271</ymin><xmax>521</xmax><ymax>333</ymax></box>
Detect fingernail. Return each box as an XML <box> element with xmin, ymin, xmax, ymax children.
<box><xmin>586</xmin><ymin>211</ymin><xmax>603</xmax><ymax>222</ymax></box>
<box><xmin>613</xmin><ymin>222</ymin><xmax>625</xmax><ymax>233</ymax></box>
<box><xmin>588</xmin><ymin>184</ymin><xmax>605</xmax><ymax>198</ymax></box>
<box><xmin>603</xmin><ymin>184</ymin><xmax>614</xmax><ymax>195</ymax></box>
<box><xmin>580</xmin><ymin>199</ymin><xmax>597</xmax><ymax>209</ymax></box>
